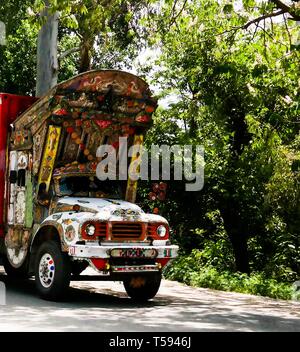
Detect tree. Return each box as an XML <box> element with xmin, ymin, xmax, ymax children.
<box><xmin>0</xmin><ymin>1</ymin><xmax>38</xmax><ymax>95</ymax></box>
<box><xmin>139</xmin><ymin>0</ymin><xmax>300</xmax><ymax>276</ymax></box>
<box><xmin>33</xmin><ymin>0</ymin><xmax>149</xmax><ymax>94</ymax></box>
<box><xmin>36</xmin><ymin>0</ymin><xmax>59</xmax><ymax>96</ymax></box>
<box><xmin>1</xmin><ymin>0</ymin><xmax>151</xmax><ymax>95</ymax></box>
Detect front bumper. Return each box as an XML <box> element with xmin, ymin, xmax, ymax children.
<box><xmin>69</xmin><ymin>243</ymin><xmax>179</xmax><ymax>259</ymax></box>
<box><xmin>68</xmin><ymin>243</ymin><xmax>179</xmax><ymax>274</ymax></box>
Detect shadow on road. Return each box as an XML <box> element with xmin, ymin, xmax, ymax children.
<box><xmin>0</xmin><ymin>273</ymin><xmax>171</xmax><ymax>309</ymax></box>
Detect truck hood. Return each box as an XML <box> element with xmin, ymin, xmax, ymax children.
<box><xmin>57</xmin><ymin>197</ymin><xmax>142</xmax><ymax>215</ymax></box>
<box><xmin>55</xmin><ymin>197</ymin><xmax>167</xmax><ymax>224</ymax></box>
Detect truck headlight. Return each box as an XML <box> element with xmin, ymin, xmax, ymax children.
<box><xmin>86</xmin><ymin>224</ymin><xmax>96</xmax><ymax>236</ymax></box>
<box><xmin>157</xmin><ymin>225</ymin><xmax>167</xmax><ymax>238</ymax></box>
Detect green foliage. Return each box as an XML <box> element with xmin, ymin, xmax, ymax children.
<box><xmin>137</xmin><ymin>0</ymin><xmax>300</xmax><ymax>285</ymax></box>
<box><xmin>0</xmin><ymin>0</ymin><xmax>143</xmax><ymax>93</ymax></box>
<box><xmin>0</xmin><ymin>1</ymin><xmax>37</xmax><ymax>94</ymax></box>
<box><xmin>164</xmin><ymin>250</ymin><xmax>295</xmax><ymax>300</ymax></box>
<box><xmin>32</xmin><ymin>0</ymin><xmax>150</xmax><ymax>72</ymax></box>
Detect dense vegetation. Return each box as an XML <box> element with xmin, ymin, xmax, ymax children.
<box><xmin>0</xmin><ymin>0</ymin><xmax>299</xmax><ymax>299</ymax></box>
<box><xmin>139</xmin><ymin>1</ymin><xmax>300</xmax><ymax>299</ymax></box>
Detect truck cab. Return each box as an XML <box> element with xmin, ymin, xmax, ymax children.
<box><xmin>0</xmin><ymin>70</ymin><xmax>178</xmax><ymax>301</ymax></box>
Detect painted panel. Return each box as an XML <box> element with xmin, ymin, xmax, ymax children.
<box><xmin>7</xmin><ymin>151</ymin><xmax>17</xmax><ymax>225</ymax></box>
<box><xmin>32</xmin><ymin>125</ymin><xmax>47</xmax><ymax>175</ymax></box>
<box><xmin>38</xmin><ymin>125</ymin><xmax>62</xmax><ymax>193</ymax></box>
<box><xmin>125</xmin><ymin>135</ymin><xmax>144</xmax><ymax>203</ymax></box>
<box><xmin>25</xmin><ymin>171</ymin><xmax>33</xmax><ymax>228</ymax></box>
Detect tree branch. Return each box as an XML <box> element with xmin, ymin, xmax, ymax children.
<box><xmin>170</xmin><ymin>0</ymin><xmax>179</xmax><ymax>19</ymax></box>
<box><xmin>59</xmin><ymin>46</ymin><xmax>80</xmax><ymax>60</ymax></box>
<box><xmin>242</xmin><ymin>9</ymin><xmax>286</xmax><ymax>30</ymax></box>
<box><xmin>169</xmin><ymin>0</ymin><xmax>188</xmax><ymax>27</ymax></box>
<box><xmin>283</xmin><ymin>13</ymin><xmax>292</xmax><ymax>49</ymax></box>
<box><xmin>271</xmin><ymin>0</ymin><xmax>300</xmax><ymax>21</ymax></box>
<box><xmin>272</xmin><ymin>0</ymin><xmax>294</xmax><ymax>13</ymax></box>
<box><xmin>72</xmin><ymin>28</ymin><xmax>83</xmax><ymax>40</ymax></box>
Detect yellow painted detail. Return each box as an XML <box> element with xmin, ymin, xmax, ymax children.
<box><xmin>38</xmin><ymin>125</ymin><xmax>62</xmax><ymax>192</ymax></box>
<box><xmin>125</xmin><ymin>134</ymin><xmax>144</xmax><ymax>203</ymax></box>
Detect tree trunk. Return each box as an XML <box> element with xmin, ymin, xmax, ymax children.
<box><xmin>36</xmin><ymin>1</ymin><xmax>59</xmax><ymax>97</ymax></box>
<box><xmin>79</xmin><ymin>38</ymin><xmax>92</xmax><ymax>73</ymax></box>
<box><xmin>220</xmin><ymin>204</ymin><xmax>250</xmax><ymax>274</ymax></box>
<box><xmin>228</xmin><ymin>229</ymin><xmax>250</xmax><ymax>274</ymax></box>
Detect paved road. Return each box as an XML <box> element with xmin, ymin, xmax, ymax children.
<box><xmin>1</xmin><ymin>267</ymin><xmax>300</xmax><ymax>332</ymax></box>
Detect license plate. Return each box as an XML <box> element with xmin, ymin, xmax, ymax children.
<box><xmin>110</xmin><ymin>248</ymin><xmax>158</xmax><ymax>259</ymax></box>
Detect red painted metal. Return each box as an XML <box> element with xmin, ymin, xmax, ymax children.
<box><xmin>91</xmin><ymin>258</ymin><xmax>108</xmax><ymax>271</ymax></box>
<box><xmin>147</xmin><ymin>223</ymin><xmax>169</xmax><ymax>240</ymax></box>
<box><xmin>0</xmin><ymin>93</ymin><xmax>38</xmax><ymax>237</ymax></box>
<box><xmin>156</xmin><ymin>258</ymin><xmax>171</xmax><ymax>268</ymax></box>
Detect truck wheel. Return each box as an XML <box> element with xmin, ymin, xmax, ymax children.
<box><xmin>3</xmin><ymin>257</ymin><xmax>29</xmax><ymax>279</ymax></box>
<box><xmin>123</xmin><ymin>273</ymin><xmax>162</xmax><ymax>302</ymax></box>
<box><xmin>35</xmin><ymin>241</ymin><xmax>71</xmax><ymax>301</ymax></box>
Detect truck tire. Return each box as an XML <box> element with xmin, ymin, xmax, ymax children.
<box><xmin>35</xmin><ymin>241</ymin><xmax>71</xmax><ymax>301</ymax></box>
<box><xmin>123</xmin><ymin>272</ymin><xmax>162</xmax><ymax>302</ymax></box>
<box><xmin>3</xmin><ymin>256</ymin><xmax>29</xmax><ymax>279</ymax></box>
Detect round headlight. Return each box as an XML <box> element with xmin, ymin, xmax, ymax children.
<box><xmin>86</xmin><ymin>224</ymin><xmax>96</xmax><ymax>236</ymax></box>
<box><xmin>157</xmin><ymin>225</ymin><xmax>167</xmax><ymax>238</ymax></box>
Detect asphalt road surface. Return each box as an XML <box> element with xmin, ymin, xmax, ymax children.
<box><xmin>1</xmin><ymin>267</ymin><xmax>300</xmax><ymax>332</ymax></box>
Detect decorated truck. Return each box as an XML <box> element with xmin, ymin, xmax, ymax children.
<box><xmin>0</xmin><ymin>70</ymin><xmax>178</xmax><ymax>301</ymax></box>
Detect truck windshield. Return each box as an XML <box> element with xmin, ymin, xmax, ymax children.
<box><xmin>56</xmin><ymin>176</ymin><xmax>122</xmax><ymax>198</ymax></box>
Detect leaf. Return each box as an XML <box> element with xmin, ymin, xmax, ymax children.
<box><xmin>223</xmin><ymin>4</ymin><xmax>233</xmax><ymax>14</ymax></box>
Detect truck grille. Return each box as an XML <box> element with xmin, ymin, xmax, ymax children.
<box><xmin>147</xmin><ymin>223</ymin><xmax>157</xmax><ymax>237</ymax></box>
<box><xmin>111</xmin><ymin>222</ymin><xmax>143</xmax><ymax>240</ymax></box>
<box><xmin>95</xmin><ymin>222</ymin><xmax>107</xmax><ymax>237</ymax></box>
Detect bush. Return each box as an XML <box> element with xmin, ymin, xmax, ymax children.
<box><xmin>164</xmin><ymin>251</ymin><xmax>295</xmax><ymax>300</ymax></box>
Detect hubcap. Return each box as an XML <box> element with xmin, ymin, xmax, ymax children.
<box><xmin>39</xmin><ymin>253</ymin><xmax>55</xmax><ymax>288</ymax></box>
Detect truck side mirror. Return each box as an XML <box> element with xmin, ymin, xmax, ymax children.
<box><xmin>9</xmin><ymin>170</ymin><xmax>17</xmax><ymax>184</ymax></box>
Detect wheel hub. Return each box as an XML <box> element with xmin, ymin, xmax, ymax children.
<box><xmin>39</xmin><ymin>253</ymin><xmax>55</xmax><ymax>288</ymax></box>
